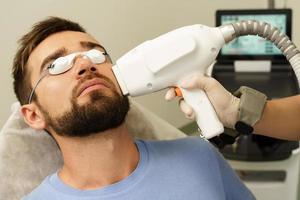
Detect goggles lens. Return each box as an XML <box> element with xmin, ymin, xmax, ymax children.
<box><xmin>48</xmin><ymin>49</ymin><xmax>106</xmax><ymax>75</ymax></box>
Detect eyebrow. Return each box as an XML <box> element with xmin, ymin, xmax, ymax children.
<box><xmin>80</xmin><ymin>41</ymin><xmax>107</xmax><ymax>53</ymax></box>
<box><xmin>39</xmin><ymin>47</ymin><xmax>67</xmax><ymax>73</ymax></box>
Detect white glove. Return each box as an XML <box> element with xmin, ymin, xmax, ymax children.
<box><xmin>165</xmin><ymin>75</ymin><xmax>240</xmax><ymax>129</ymax></box>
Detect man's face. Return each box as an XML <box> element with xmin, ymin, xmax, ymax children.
<box><xmin>26</xmin><ymin>31</ymin><xmax>129</xmax><ymax>137</ymax></box>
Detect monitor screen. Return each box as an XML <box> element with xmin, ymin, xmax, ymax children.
<box><xmin>216</xmin><ymin>9</ymin><xmax>292</xmax><ymax>64</ymax></box>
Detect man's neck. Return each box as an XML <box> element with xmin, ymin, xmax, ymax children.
<box><xmin>53</xmin><ymin>124</ymin><xmax>139</xmax><ymax>190</ymax></box>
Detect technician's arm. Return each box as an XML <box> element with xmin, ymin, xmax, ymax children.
<box><xmin>254</xmin><ymin>95</ymin><xmax>300</xmax><ymax>140</ymax></box>
<box><xmin>166</xmin><ymin>76</ymin><xmax>300</xmax><ymax>141</ymax></box>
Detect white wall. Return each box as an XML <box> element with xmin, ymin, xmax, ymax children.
<box><xmin>0</xmin><ymin>0</ymin><xmax>299</xmax><ymax>128</ymax></box>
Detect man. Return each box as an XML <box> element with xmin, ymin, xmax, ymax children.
<box><xmin>13</xmin><ymin>17</ymin><xmax>255</xmax><ymax>199</ymax></box>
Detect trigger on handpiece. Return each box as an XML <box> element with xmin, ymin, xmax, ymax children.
<box><xmin>175</xmin><ymin>87</ymin><xmax>183</xmax><ymax>97</ymax></box>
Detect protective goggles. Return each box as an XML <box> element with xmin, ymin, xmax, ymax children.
<box><xmin>28</xmin><ymin>49</ymin><xmax>108</xmax><ymax>104</ymax></box>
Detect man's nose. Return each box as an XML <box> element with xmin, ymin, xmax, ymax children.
<box><xmin>73</xmin><ymin>55</ymin><xmax>97</xmax><ymax>79</ymax></box>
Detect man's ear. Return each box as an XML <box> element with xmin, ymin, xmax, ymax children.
<box><xmin>21</xmin><ymin>104</ymin><xmax>46</xmax><ymax>130</ymax></box>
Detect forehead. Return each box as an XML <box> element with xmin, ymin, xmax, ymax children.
<box><xmin>27</xmin><ymin>31</ymin><xmax>100</xmax><ymax>75</ymax></box>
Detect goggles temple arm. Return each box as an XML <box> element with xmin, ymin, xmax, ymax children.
<box><xmin>28</xmin><ymin>71</ymin><xmax>49</xmax><ymax>104</ymax></box>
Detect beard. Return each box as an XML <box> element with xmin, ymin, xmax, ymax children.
<box><xmin>38</xmin><ymin>73</ymin><xmax>130</xmax><ymax>137</ymax></box>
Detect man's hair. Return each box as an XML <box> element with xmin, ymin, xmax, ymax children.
<box><xmin>12</xmin><ymin>17</ymin><xmax>87</xmax><ymax>105</ymax></box>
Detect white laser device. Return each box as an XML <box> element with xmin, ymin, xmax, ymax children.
<box><xmin>112</xmin><ymin>21</ymin><xmax>300</xmax><ymax>139</ymax></box>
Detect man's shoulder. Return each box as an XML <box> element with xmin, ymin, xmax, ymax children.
<box><xmin>141</xmin><ymin>136</ymin><xmax>217</xmax><ymax>158</ymax></box>
<box><xmin>144</xmin><ymin>136</ymin><xmax>212</xmax><ymax>149</ymax></box>
<box><xmin>22</xmin><ymin>175</ymin><xmax>56</xmax><ymax>200</ymax></box>
<box><xmin>139</xmin><ymin>136</ymin><xmax>223</xmax><ymax>180</ymax></box>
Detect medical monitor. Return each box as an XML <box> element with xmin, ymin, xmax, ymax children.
<box><xmin>216</xmin><ymin>9</ymin><xmax>292</xmax><ymax>64</ymax></box>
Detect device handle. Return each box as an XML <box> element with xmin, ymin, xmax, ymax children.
<box><xmin>179</xmin><ymin>87</ymin><xmax>224</xmax><ymax>139</ymax></box>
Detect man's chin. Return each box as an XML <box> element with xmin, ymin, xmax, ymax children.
<box><xmin>47</xmin><ymin>91</ymin><xmax>130</xmax><ymax>137</ymax></box>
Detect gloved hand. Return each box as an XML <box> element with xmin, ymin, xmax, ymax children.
<box><xmin>165</xmin><ymin>75</ymin><xmax>240</xmax><ymax>129</ymax></box>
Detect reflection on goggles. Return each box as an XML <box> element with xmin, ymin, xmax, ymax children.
<box><xmin>48</xmin><ymin>49</ymin><xmax>107</xmax><ymax>75</ymax></box>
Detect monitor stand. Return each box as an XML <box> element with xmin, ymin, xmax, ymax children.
<box><xmin>234</xmin><ymin>60</ymin><xmax>271</xmax><ymax>72</ymax></box>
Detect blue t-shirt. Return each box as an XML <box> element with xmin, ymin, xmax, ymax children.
<box><xmin>23</xmin><ymin>137</ymin><xmax>255</xmax><ymax>200</ymax></box>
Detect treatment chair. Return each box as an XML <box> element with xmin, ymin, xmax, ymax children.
<box><xmin>0</xmin><ymin>99</ymin><xmax>186</xmax><ymax>200</ymax></box>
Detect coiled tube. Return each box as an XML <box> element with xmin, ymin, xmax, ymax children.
<box><xmin>224</xmin><ymin>20</ymin><xmax>300</xmax><ymax>87</ymax></box>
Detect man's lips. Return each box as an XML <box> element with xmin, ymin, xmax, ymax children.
<box><xmin>77</xmin><ymin>79</ymin><xmax>110</xmax><ymax>97</ymax></box>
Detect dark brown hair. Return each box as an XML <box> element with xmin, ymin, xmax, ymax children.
<box><xmin>12</xmin><ymin>17</ymin><xmax>86</xmax><ymax>105</ymax></box>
